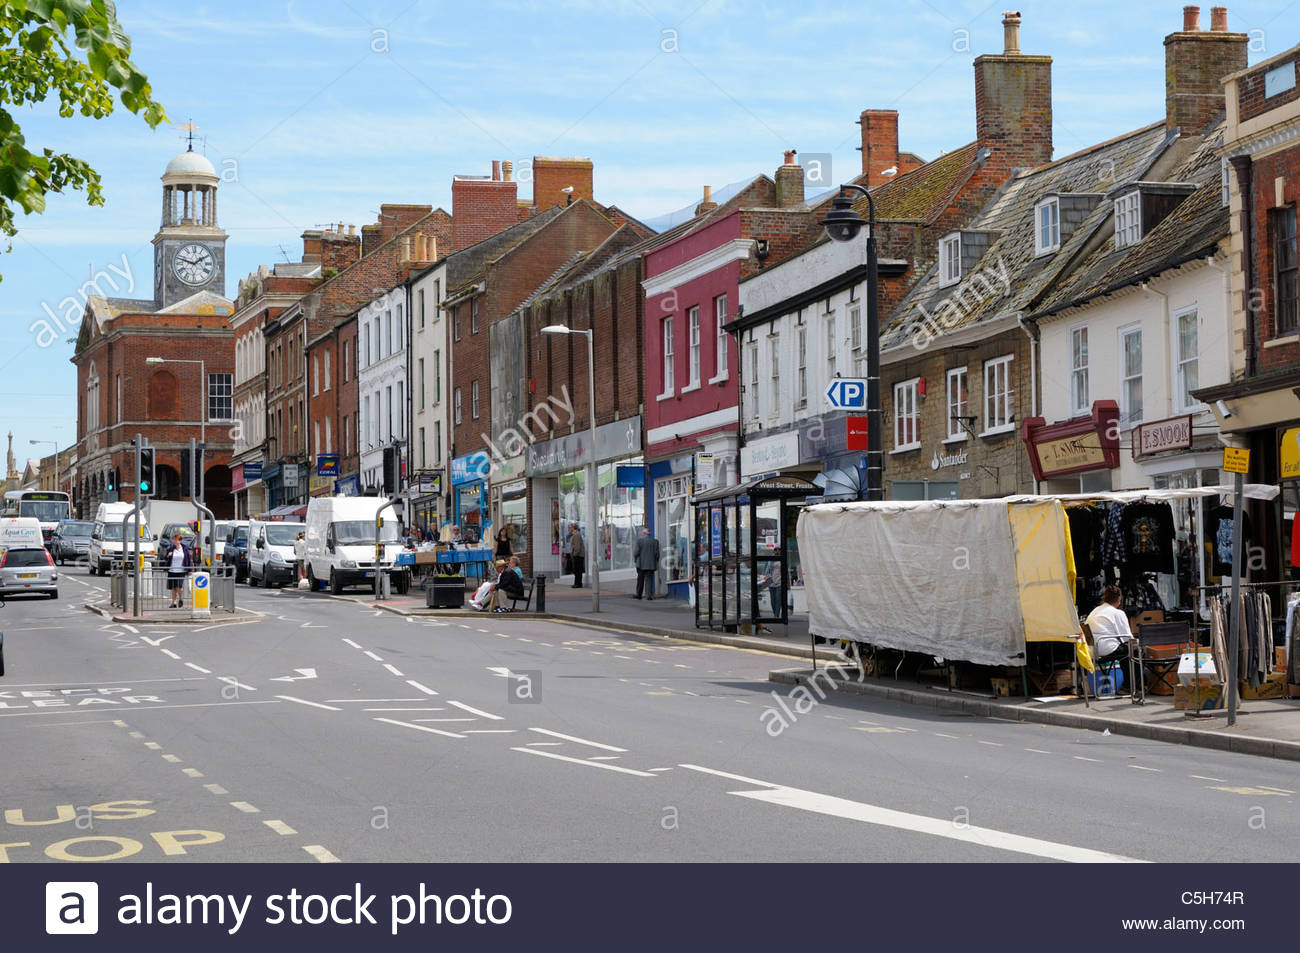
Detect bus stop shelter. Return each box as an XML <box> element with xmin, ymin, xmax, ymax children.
<box><xmin>693</xmin><ymin>474</ymin><xmax>821</xmax><ymax>632</ymax></box>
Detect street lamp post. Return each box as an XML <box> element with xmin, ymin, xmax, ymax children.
<box><xmin>541</xmin><ymin>324</ymin><xmax>600</xmax><ymax>612</ymax></box>
<box><xmin>821</xmin><ymin>185</ymin><xmax>883</xmax><ymax>501</ymax></box>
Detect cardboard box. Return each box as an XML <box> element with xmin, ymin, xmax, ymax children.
<box><xmin>1174</xmin><ymin>684</ymin><xmax>1224</xmax><ymax>711</ymax></box>
<box><xmin>991</xmin><ymin>677</ymin><xmax>1020</xmax><ymax>697</ymax></box>
<box><xmin>1238</xmin><ymin>671</ymin><xmax>1289</xmax><ymax>701</ymax></box>
<box><xmin>1177</xmin><ymin>653</ymin><xmax>1219</xmax><ymax>687</ymax></box>
<box><xmin>1276</xmin><ymin>646</ymin><xmax>1288</xmax><ymax>672</ymax></box>
<box><xmin>413</xmin><ymin>551</ymin><xmax>439</xmax><ymax>566</ymax></box>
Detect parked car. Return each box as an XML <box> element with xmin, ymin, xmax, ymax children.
<box><xmin>305</xmin><ymin>496</ymin><xmax>409</xmax><ymax>594</ymax></box>
<box><xmin>221</xmin><ymin>523</ymin><xmax>251</xmax><ymax>583</ymax></box>
<box><xmin>50</xmin><ymin>520</ymin><xmax>93</xmax><ymax>565</ymax></box>
<box><xmin>0</xmin><ymin>546</ymin><xmax>58</xmax><ymax>598</ymax></box>
<box><xmin>248</xmin><ymin>519</ymin><xmax>306</xmax><ymax>588</ymax></box>
<box><xmin>205</xmin><ymin>520</ymin><xmax>246</xmax><ymax>567</ymax></box>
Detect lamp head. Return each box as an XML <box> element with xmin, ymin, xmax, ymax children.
<box><xmin>146</xmin><ymin>357</ymin><xmax>164</xmax><ymax>364</ymax></box>
<box><xmin>541</xmin><ymin>325</ymin><xmax>571</xmax><ymax>335</ymax></box>
<box><xmin>822</xmin><ymin>191</ymin><xmax>867</xmax><ymax>243</ymax></box>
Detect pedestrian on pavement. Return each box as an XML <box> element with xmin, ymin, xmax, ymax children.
<box><xmin>764</xmin><ymin>561</ymin><xmax>784</xmax><ymax>615</ymax></box>
<box><xmin>568</xmin><ymin>523</ymin><xmax>586</xmax><ymax>588</ymax></box>
<box><xmin>1082</xmin><ymin>585</ymin><xmax>1135</xmax><ymax>665</ymax></box>
<box><xmin>163</xmin><ymin>533</ymin><xmax>192</xmax><ymax>609</ymax></box>
<box><xmin>633</xmin><ymin>526</ymin><xmax>660</xmax><ymax>600</ymax></box>
<box><xmin>489</xmin><ymin>558</ymin><xmax>525</xmax><ymax>612</ymax></box>
<box><xmin>495</xmin><ymin>527</ymin><xmax>512</xmax><ymax>559</ymax></box>
<box><xmin>294</xmin><ymin>532</ymin><xmax>308</xmax><ymax>584</ymax></box>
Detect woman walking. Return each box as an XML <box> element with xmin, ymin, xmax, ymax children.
<box><xmin>163</xmin><ymin>533</ymin><xmax>192</xmax><ymax>609</ymax></box>
<box><xmin>495</xmin><ymin>527</ymin><xmax>512</xmax><ymax>559</ymax></box>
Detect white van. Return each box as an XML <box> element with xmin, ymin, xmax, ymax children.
<box><xmin>247</xmin><ymin>519</ymin><xmax>306</xmax><ymax>589</ymax></box>
<box><xmin>89</xmin><ymin>502</ymin><xmax>157</xmax><ymax>575</ymax></box>
<box><xmin>0</xmin><ymin>517</ymin><xmax>44</xmax><ymax>552</ymax></box>
<box><xmin>305</xmin><ymin>496</ymin><xmax>410</xmax><ymax>594</ymax></box>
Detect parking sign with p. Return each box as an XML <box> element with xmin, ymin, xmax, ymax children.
<box><xmin>825</xmin><ymin>378</ymin><xmax>869</xmax><ymax>410</ymax></box>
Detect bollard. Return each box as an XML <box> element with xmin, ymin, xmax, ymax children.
<box><xmin>534</xmin><ymin>574</ymin><xmax>546</xmax><ymax>613</ymax></box>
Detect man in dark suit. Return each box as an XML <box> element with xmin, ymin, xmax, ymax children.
<box><xmin>633</xmin><ymin>527</ymin><xmax>660</xmax><ymax>600</ymax></box>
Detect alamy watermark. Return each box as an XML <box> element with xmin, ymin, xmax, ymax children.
<box><xmin>30</xmin><ymin>253</ymin><xmax>134</xmax><ymax>348</ymax></box>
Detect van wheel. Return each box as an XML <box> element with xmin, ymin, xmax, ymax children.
<box><xmin>306</xmin><ymin>565</ymin><xmax>317</xmax><ymax>592</ymax></box>
<box><xmin>261</xmin><ymin>568</ymin><xmax>271</xmax><ymax>589</ymax></box>
<box><xmin>329</xmin><ymin>569</ymin><xmax>341</xmax><ymax>595</ymax></box>
<box><xmin>49</xmin><ymin>590</ymin><xmax>58</xmax><ymax>600</ymax></box>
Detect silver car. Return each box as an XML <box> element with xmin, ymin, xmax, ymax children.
<box><xmin>0</xmin><ymin>546</ymin><xmax>59</xmax><ymax>598</ymax></box>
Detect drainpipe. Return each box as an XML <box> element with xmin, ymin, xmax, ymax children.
<box><xmin>1140</xmin><ymin>281</ymin><xmax>1173</xmax><ymax>420</ymax></box>
<box><xmin>1018</xmin><ymin>314</ymin><xmax>1039</xmax><ymax>494</ymax></box>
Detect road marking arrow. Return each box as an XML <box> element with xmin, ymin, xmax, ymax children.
<box><xmin>270</xmin><ymin>668</ymin><xmax>318</xmax><ymax>682</ymax></box>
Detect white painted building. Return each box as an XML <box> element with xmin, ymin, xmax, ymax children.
<box><xmin>408</xmin><ymin>260</ymin><xmax>449</xmax><ymax>531</ymax></box>
<box><xmin>356</xmin><ymin>287</ymin><xmax>408</xmax><ymax>492</ymax></box>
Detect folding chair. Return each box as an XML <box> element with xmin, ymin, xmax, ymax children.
<box><xmin>1131</xmin><ymin>621</ymin><xmax>1192</xmax><ymax>704</ymax></box>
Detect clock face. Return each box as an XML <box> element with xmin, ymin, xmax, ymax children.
<box><xmin>172</xmin><ymin>243</ymin><xmax>215</xmax><ymax>286</ymax></box>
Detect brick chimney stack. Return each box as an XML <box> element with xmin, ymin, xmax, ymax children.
<box><xmin>774</xmin><ymin>150</ymin><xmax>805</xmax><ymax>208</ymax></box>
<box><xmin>973</xmin><ymin>11</ymin><xmax>1053</xmax><ymax>169</ymax></box>
<box><xmin>695</xmin><ymin>185</ymin><xmax>719</xmax><ymax>217</ymax></box>
<box><xmin>452</xmin><ymin>163</ymin><xmax>519</xmax><ymax>250</ymax></box>
<box><xmin>859</xmin><ymin>109</ymin><xmax>900</xmax><ymax>188</ymax></box>
<box><xmin>1164</xmin><ymin>5</ymin><xmax>1247</xmax><ymax>135</ymax></box>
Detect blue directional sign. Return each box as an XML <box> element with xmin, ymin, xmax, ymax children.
<box><xmin>825</xmin><ymin>378</ymin><xmax>869</xmax><ymax>410</ymax></box>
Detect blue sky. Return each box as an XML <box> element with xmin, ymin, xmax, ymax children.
<box><xmin>0</xmin><ymin>0</ymin><xmax>1291</xmax><ymax>470</ymax></box>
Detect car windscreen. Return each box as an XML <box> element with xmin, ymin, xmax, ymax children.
<box><xmin>100</xmin><ymin>523</ymin><xmax>146</xmax><ymax>541</ymax></box>
<box><xmin>59</xmin><ymin>521</ymin><xmax>93</xmax><ymax>536</ymax></box>
<box><xmin>331</xmin><ymin>520</ymin><xmax>400</xmax><ymax>545</ymax></box>
<box><xmin>265</xmin><ymin>524</ymin><xmax>305</xmax><ymax>546</ymax></box>
<box><xmin>3</xmin><ymin>549</ymin><xmax>49</xmax><ymax>567</ymax></box>
<box><xmin>20</xmin><ymin>501</ymin><xmax>70</xmax><ymax>523</ymax></box>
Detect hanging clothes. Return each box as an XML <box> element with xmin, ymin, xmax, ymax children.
<box><xmin>1120</xmin><ymin>501</ymin><xmax>1177</xmax><ymax>575</ymax></box>
<box><xmin>1066</xmin><ymin>504</ymin><xmax>1106</xmax><ymax>578</ymax></box>
<box><xmin>1207</xmin><ymin>504</ymin><xmax>1253</xmax><ymax>578</ymax></box>
<box><xmin>1287</xmin><ymin>594</ymin><xmax>1300</xmax><ymax>688</ymax></box>
<box><xmin>1102</xmin><ymin>502</ymin><xmax>1127</xmax><ymax>572</ymax></box>
<box><xmin>1257</xmin><ymin>591</ymin><xmax>1272</xmax><ymax>685</ymax></box>
<box><xmin>1122</xmin><ymin>574</ymin><xmax>1165</xmax><ymax>613</ymax></box>
<box><xmin>1209</xmin><ymin>595</ymin><xmax>1228</xmax><ymax>686</ymax></box>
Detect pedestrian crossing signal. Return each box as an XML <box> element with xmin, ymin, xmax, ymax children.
<box><xmin>139</xmin><ymin>448</ymin><xmax>155</xmax><ymax>496</ymax></box>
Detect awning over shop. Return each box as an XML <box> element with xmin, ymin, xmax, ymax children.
<box><xmin>693</xmin><ymin>474</ymin><xmax>822</xmax><ymax>503</ymax></box>
<box><xmin>261</xmin><ymin>504</ymin><xmax>307</xmax><ymax>521</ymax></box>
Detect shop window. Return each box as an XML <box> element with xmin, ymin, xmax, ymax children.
<box><xmin>982</xmin><ymin>355</ymin><xmax>1014</xmax><ymax>434</ymax></box>
<box><xmin>893</xmin><ymin>378</ymin><xmax>920</xmax><ymax>451</ymax></box>
<box><xmin>1070</xmin><ymin>325</ymin><xmax>1089</xmax><ymax>416</ymax></box>
<box><xmin>1034</xmin><ymin>198</ymin><xmax>1060</xmax><ymax>256</ymax></box>
<box><xmin>499</xmin><ymin>482</ymin><xmax>528</xmax><ymax>555</ymax></box>
<box><xmin>656</xmin><ymin>476</ymin><xmax>692</xmax><ymax>584</ymax></box>
<box><xmin>1274</xmin><ymin>206</ymin><xmax>1298</xmax><ymax>336</ymax></box>
<box><xmin>945</xmin><ymin>367</ymin><xmax>967</xmax><ymax>441</ymax></box>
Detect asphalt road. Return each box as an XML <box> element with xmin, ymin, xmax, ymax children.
<box><xmin>2</xmin><ymin>571</ymin><xmax>1298</xmax><ymax>864</ymax></box>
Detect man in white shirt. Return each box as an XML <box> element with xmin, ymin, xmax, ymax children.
<box><xmin>1084</xmin><ymin>585</ymin><xmax>1135</xmax><ymax>663</ymax></box>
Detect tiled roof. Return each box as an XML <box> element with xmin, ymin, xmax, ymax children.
<box><xmin>859</xmin><ymin>142</ymin><xmax>983</xmax><ymax>223</ymax></box>
<box><xmin>883</xmin><ymin>122</ymin><xmax>1172</xmax><ymax>350</ymax></box>
<box><xmin>1034</xmin><ymin>125</ymin><xmax>1227</xmax><ymax>316</ymax></box>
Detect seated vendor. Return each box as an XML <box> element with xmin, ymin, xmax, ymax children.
<box><xmin>1083</xmin><ymin>585</ymin><xmax>1135</xmax><ymax>664</ymax></box>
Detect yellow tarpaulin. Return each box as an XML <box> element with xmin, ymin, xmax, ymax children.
<box><xmin>1007</xmin><ymin>499</ymin><xmax>1081</xmax><ymax>644</ymax></box>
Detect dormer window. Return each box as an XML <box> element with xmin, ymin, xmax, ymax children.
<box><xmin>938</xmin><ymin>233</ymin><xmax>962</xmax><ymax>287</ymax></box>
<box><xmin>1113</xmin><ymin>191</ymin><xmax>1142</xmax><ymax>249</ymax></box>
<box><xmin>1035</xmin><ymin>198</ymin><xmax>1060</xmax><ymax>256</ymax></box>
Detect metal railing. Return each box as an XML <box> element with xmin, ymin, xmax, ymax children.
<box><xmin>110</xmin><ymin>565</ymin><xmax>237</xmax><ymax>613</ymax></box>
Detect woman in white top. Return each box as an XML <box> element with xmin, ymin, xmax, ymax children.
<box><xmin>164</xmin><ymin>534</ymin><xmax>192</xmax><ymax>608</ymax></box>
<box><xmin>294</xmin><ymin>532</ymin><xmax>308</xmax><ymax>584</ymax></box>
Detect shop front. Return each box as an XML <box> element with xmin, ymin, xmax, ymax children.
<box><xmin>693</xmin><ymin>474</ymin><xmax>821</xmax><ymax>632</ymax></box>
<box><xmin>231</xmin><ymin>461</ymin><xmax>265</xmax><ymax>520</ymax></box>
<box><xmin>650</xmin><ymin>454</ymin><xmax>697</xmax><ymax>600</ymax></box>
<box><xmin>1022</xmin><ymin>400</ymin><xmax>1121</xmax><ymax>494</ymax></box>
<box><xmin>527</xmin><ymin>416</ymin><xmax>644</xmax><ymax>581</ymax></box>
<box><xmin>408</xmin><ymin>470</ymin><xmax>444</xmax><ymax>539</ymax></box>
<box><xmin>489</xmin><ymin>455</ymin><xmax>527</xmax><ymax>567</ymax></box>
<box><xmin>451</xmin><ymin>451</ymin><xmax>491</xmax><ymax>544</ymax></box>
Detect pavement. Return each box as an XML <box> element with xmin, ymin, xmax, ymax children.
<box><xmin>3</xmin><ymin>571</ymin><xmax>1299</xmax><ymax>863</ymax></box>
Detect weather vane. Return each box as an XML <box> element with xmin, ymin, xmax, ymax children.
<box><xmin>177</xmin><ymin>119</ymin><xmax>199</xmax><ymax>153</ymax></box>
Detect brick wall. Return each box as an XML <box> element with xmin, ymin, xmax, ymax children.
<box><xmin>860</xmin><ymin>109</ymin><xmax>900</xmax><ymax>187</ymax></box>
<box><xmin>452</xmin><ymin>178</ymin><xmax>519</xmax><ymax>251</ymax></box>
<box><xmin>532</xmin><ymin>157</ymin><xmax>594</xmax><ymax>212</ymax></box>
<box><xmin>1237</xmin><ymin>52</ymin><xmax>1300</xmax><ymax>123</ymax></box>
<box><xmin>974</xmin><ymin>53</ymin><xmax>1053</xmax><ymax>170</ymax></box>
<box><xmin>1245</xmin><ymin>141</ymin><xmax>1300</xmax><ymax>374</ymax></box>
<box><xmin>1165</xmin><ymin>27</ymin><xmax>1248</xmax><ymax>133</ymax></box>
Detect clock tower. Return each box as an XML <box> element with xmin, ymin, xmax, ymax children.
<box><xmin>153</xmin><ymin>147</ymin><xmax>227</xmax><ymax>308</ymax></box>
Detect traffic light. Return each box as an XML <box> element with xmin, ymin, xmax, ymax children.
<box><xmin>382</xmin><ymin>446</ymin><xmax>399</xmax><ymax>496</ymax></box>
<box><xmin>106</xmin><ymin>468</ymin><xmax>117</xmax><ymax>492</ymax></box>
<box><xmin>138</xmin><ymin>448</ymin><xmax>155</xmax><ymax>497</ymax></box>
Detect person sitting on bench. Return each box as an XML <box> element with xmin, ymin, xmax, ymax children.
<box><xmin>1083</xmin><ymin>585</ymin><xmax>1135</xmax><ymax>665</ymax></box>
<box><xmin>488</xmin><ymin>558</ymin><xmax>525</xmax><ymax>613</ymax></box>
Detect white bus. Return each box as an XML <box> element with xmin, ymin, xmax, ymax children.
<box><xmin>1</xmin><ymin>491</ymin><xmax>72</xmax><ymax>545</ymax></box>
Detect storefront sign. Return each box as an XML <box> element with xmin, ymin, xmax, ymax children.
<box><xmin>335</xmin><ymin>474</ymin><xmax>360</xmax><ymax>497</ymax></box>
<box><xmin>1021</xmin><ymin>401</ymin><xmax>1120</xmax><ymax>481</ymax></box>
<box><xmin>1223</xmin><ymin>446</ymin><xmax>1250</xmax><ymax>475</ymax></box>
<box><xmin>452</xmin><ymin>452</ymin><xmax>492</xmax><ymax>485</ymax></box>
<box><xmin>616</xmin><ymin>465</ymin><xmax>645</xmax><ymax>488</ymax></box>
<box><xmin>930</xmin><ymin>446</ymin><xmax>968</xmax><ymax>470</ymax></box>
<box><xmin>416</xmin><ymin>472</ymin><xmax>443</xmax><ymax>495</ymax></box>
<box><xmin>231</xmin><ymin>464</ymin><xmax>246</xmax><ymax>493</ymax></box>
<box><xmin>243</xmin><ymin>461</ymin><xmax>263</xmax><ymax>483</ymax></box>
<box><xmin>740</xmin><ymin>432</ymin><xmax>800</xmax><ymax>478</ymax></box>
<box><xmin>283</xmin><ymin>464</ymin><xmax>299</xmax><ymax>489</ymax></box>
<box><xmin>695</xmin><ymin>453</ymin><xmax>715</xmax><ymax>492</ymax></box>
<box><xmin>316</xmin><ymin>453</ymin><xmax>340</xmax><ymax>476</ymax></box>
<box><xmin>710</xmin><ymin>508</ymin><xmax>723</xmax><ymax>558</ymax></box>
<box><xmin>526</xmin><ymin>417</ymin><xmax>642</xmax><ymax>476</ymax></box>
<box><xmin>309</xmin><ymin>475</ymin><xmax>332</xmax><ymax>493</ymax></box>
<box><xmin>1281</xmin><ymin>427</ymin><xmax>1300</xmax><ymax>481</ymax></box>
<box><xmin>846</xmin><ymin>416</ymin><xmax>869</xmax><ymax>452</ymax></box>
<box><xmin>1132</xmin><ymin>415</ymin><xmax>1193</xmax><ymax>459</ymax></box>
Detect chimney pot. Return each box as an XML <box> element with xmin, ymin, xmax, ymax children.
<box><xmin>348</xmin><ymin>224</ymin><xmax>356</xmax><ymax>236</ymax></box>
<box><xmin>1002</xmin><ymin>10</ymin><xmax>1022</xmax><ymax>54</ymax></box>
<box><xmin>492</xmin><ymin>160</ymin><xmax>501</xmax><ymax>181</ymax></box>
<box><xmin>1210</xmin><ymin>5</ymin><xmax>1227</xmax><ymax>30</ymax></box>
<box><xmin>702</xmin><ymin>185</ymin><xmax>713</xmax><ymax>203</ymax></box>
<box><xmin>1183</xmin><ymin>5</ymin><xmax>1200</xmax><ymax>30</ymax></box>
<box><xmin>783</xmin><ymin>149</ymin><xmax>797</xmax><ymax>165</ymax></box>
<box><xmin>502</xmin><ymin>160</ymin><xmax>513</xmax><ymax>182</ymax></box>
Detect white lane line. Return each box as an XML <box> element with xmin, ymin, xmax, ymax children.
<box><xmin>216</xmin><ymin>676</ymin><xmax>256</xmax><ymax>692</ymax></box>
<box><xmin>342</xmin><ymin>638</ymin><xmax>361</xmax><ymax>649</ymax></box>
<box><xmin>647</xmin><ymin>768</ymin><xmax>674</xmax><ymax>773</ymax></box>
<box><xmin>1258</xmin><ymin>785</ymin><xmax>1296</xmax><ymax>794</ymax></box>
<box><xmin>678</xmin><ymin>764</ymin><xmax>1145</xmax><ymax>863</ymax></box>
<box><xmin>230</xmin><ymin>801</ymin><xmax>260</xmax><ymax>813</ymax></box>
<box><xmin>1</xmin><ymin>700</ymin><xmax>281</xmax><ymax>719</ymax></box>
<box><xmin>8</xmin><ymin>626</ymin><xmax>66</xmax><ymax>632</ymax></box>
<box><xmin>128</xmin><ymin>731</ymin><xmax>145</xmax><ymax>739</ymax></box>
<box><xmin>264</xmin><ymin>820</ymin><xmax>297</xmax><ymax>836</ymax></box>
<box><xmin>615</xmin><ymin>655</ymin><xmax>635</xmax><ymax>661</ymax></box>
<box><xmin>195</xmin><ymin>620</ymin><xmax>260</xmax><ymax>632</ymax></box>
<box><xmin>363</xmin><ymin>708</ymin><xmax>446</xmax><ymax>712</ymax></box>
<box><xmin>528</xmin><ymin>727</ymin><xmax>626</xmax><ymax>751</ymax></box>
<box><xmin>463</xmin><ymin>729</ymin><xmax>518</xmax><ymax>734</ymax></box>
<box><xmin>373</xmin><ymin>717</ymin><xmax>466</xmax><ymax>739</ymax></box>
<box><xmin>275</xmin><ymin>695</ymin><xmax>341</xmax><ymax>712</ymax></box>
<box><xmin>447</xmin><ymin>699</ymin><xmax>504</xmax><ymax>721</ymax></box>
<box><xmin>204</xmin><ymin>783</ymin><xmax>229</xmax><ymax>795</ymax></box>
<box><xmin>1024</xmin><ymin>748</ymin><xmax>1052</xmax><ymax>754</ymax></box>
<box><xmin>412</xmin><ymin>718</ymin><xmax>475</xmax><ymax>723</ymax></box>
<box><xmin>589</xmin><ymin>755</ymin><xmax>621</xmax><ymax>761</ymax></box>
<box><xmin>161</xmin><ymin>754</ymin><xmax>182</xmax><ymax>763</ymax></box>
<box><xmin>406</xmin><ymin>680</ymin><xmax>440</xmax><ymax>697</ymax></box>
<box><xmin>977</xmin><ymin>740</ymin><xmax>1004</xmax><ymax>747</ymax></box>
<box><xmin>1128</xmin><ymin>765</ymin><xmax>1161</xmax><ymax>773</ymax></box>
<box><xmin>140</xmin><ymin>635</ymin><xmax>174</xmax><ymax>647</ymax></box>
<box><xmin>512</xmin><ymin>747</ymin><xmax>657</xmax><ymax>777</ymax></box>
<box><xmin>144</xmin><ymin>742</ymin><xmax>162</xmax><ymax>750</ymax></box>
<box><xmin>1074</xmin><ymin>756</ymin><xmax>1103</xmax><ymax>763</ymax></box>
<box><xmin>518</xmin><ymin>638</ymin><xmax>533</xmax><ymax>643</ymax></box>
<box><xmin>161</xmin><ymin>649</ymin><xmax>181</xmax><ymax>660</ymax></box>
<box><xmin>383</xmin><ymin>663</ymin><xmax>405</xmax><ymax>677</ymax></box>
<box><xmin>120</xmin><ymin>624</ymin><xmax>139</xmax><ymax>634</ymax></box>
<box><xmin>1190</xmin><ymin>775</ymin><xmax>1226</xmax><ymax>782</ymax></box>
<box><xmin>303</xmin><ymin>845</ymin><xmax>341</xmax><ymax>863</ymax></box>
<box><xmin>325</xmin><ymin>698</ymin><xmax>421</xmax><ymax>703</ymax></box>
<box><xmin>184</xmin><ymin>662</ymin><xmax>212</xmax><ymax>674</ymax></box>
<box><xmin>525</xmin><ymin>741</ymin><xmax>564</xmax><ymax>747</ymax></box>
<box><xmin>934</xmin><ymin>732</ymin><xmax>960</xmax><ymax>739</ymax></box>
<box><xmin>364</xmin><ymin>650</ymin><xmax>384</xmax><ymax>661</ymax></box>
<box><xmin>182</xmin><ymin>768</ymin><xmax>204</xmax><ymax>778</ymax></box>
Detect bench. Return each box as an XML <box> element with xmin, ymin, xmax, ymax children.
<box><xmin>509</xmin><ymin>576</ymin><xmax>535</xmax><ymax>612</ymax></box>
